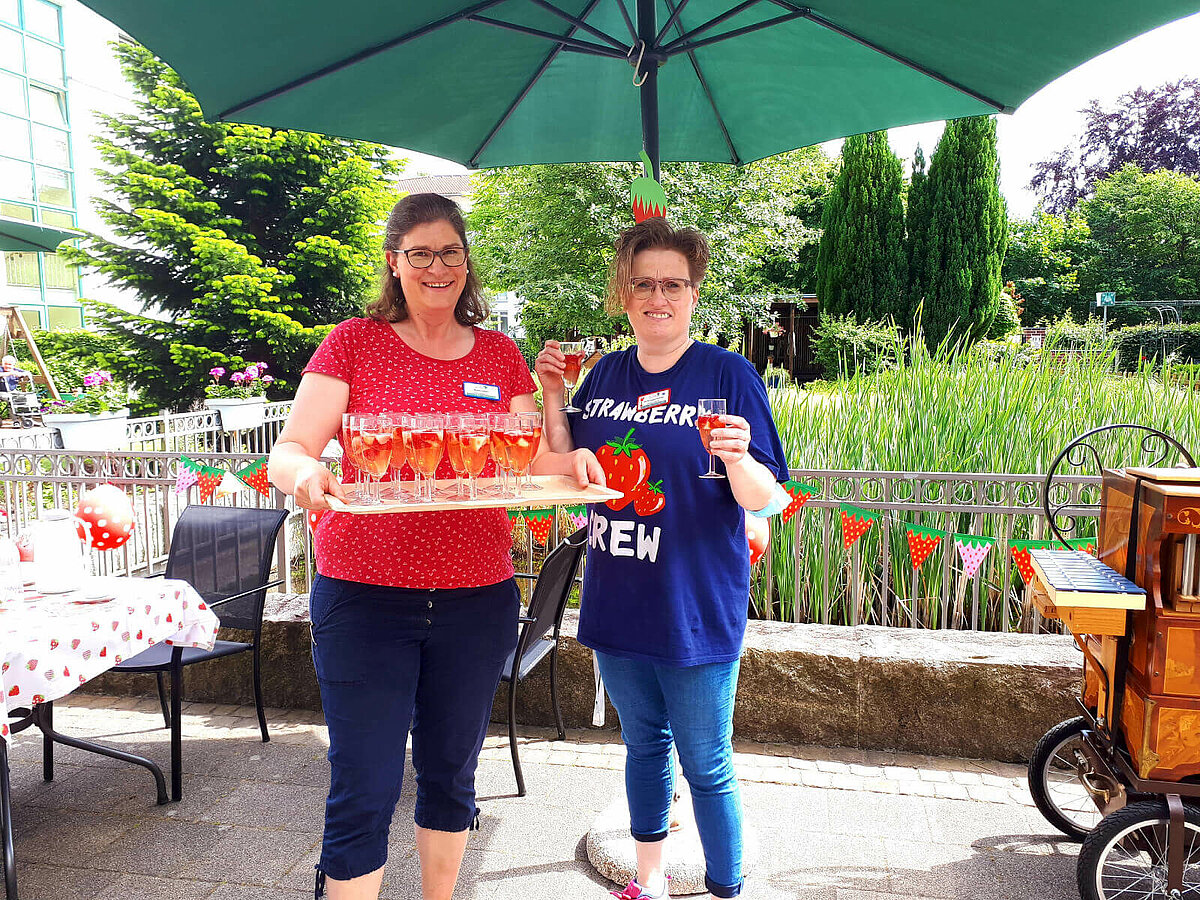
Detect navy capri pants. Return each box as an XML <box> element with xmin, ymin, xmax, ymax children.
<box><xmin>310</xmin><ymin>573</ymin><xmax>520</xmax><ymax>882</ymax></box>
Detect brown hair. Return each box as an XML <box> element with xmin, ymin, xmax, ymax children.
<box><xmin>605</xmin><ymin>217</ymin><xmax>710</xmax><ymax>316</ymax></box>
<box><xmin>365</xmin><ymin>193</ymin><xmax>488</xmax><ymax>325</ymax></box>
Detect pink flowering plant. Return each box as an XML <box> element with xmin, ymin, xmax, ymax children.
<box><xmin>47</xmin><ymin>369</ymin><xmax>128</xmax><ymax>415</ymax></box>
<box><xmin>205</xmin><ymin>362</ymin><xmax>273</xmax><ymax>400</ymax></box>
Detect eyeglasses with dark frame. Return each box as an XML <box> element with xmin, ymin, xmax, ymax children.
<box><xmin>629</xmin><ymin>277</ymin><xmax>695</xmax><ymax>300</ymax></box>
<box><xmin>397</xmin><ymin>247</ymin><xmax>467</xmax><ymax>269</ymax></box>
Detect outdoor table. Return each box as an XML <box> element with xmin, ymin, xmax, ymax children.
<box><xmin>0</xmin><ymin>575</ymin><xmax>219</xmax><ymax>900</ymax></box>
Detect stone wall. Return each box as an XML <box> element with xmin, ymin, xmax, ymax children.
<box><xmin>81</xmin><ymin>594</ymin><xmax>1082</xmax><ymax>762</ymax></box>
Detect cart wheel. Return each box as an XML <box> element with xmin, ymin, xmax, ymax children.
<box><xmin>1078</xmin><ymin>799</ymin><xmax>1200</xmax><ymax>900</ymax></box>
<box><xmin>1029</xmin><ymin>716</ymin><xmax>1104</xmax><ymax>839</ymax></box>
<box><xmin>19</xmin><ymin>417</ymin><xmax>32</xmax><ymax>428</ymax></box>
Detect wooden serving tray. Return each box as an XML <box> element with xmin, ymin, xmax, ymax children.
<box><xmin>326</xmin><ymin>475</ymin><xmax>622</xmax><ymax>514</ymax></box>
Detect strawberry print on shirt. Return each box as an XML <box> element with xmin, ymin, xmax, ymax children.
<box><xmin>304</xmin><ymin>318</ymin><xmax>536</xmax><ymax>589</ymax></box>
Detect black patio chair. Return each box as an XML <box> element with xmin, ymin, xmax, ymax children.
<box><xmin>500</xmin><ymin>527</ymin><xmax>587</xmax><ymax>797</ymax></box>
<box><xmin>105</xmin><ymin>504</ymin><xmax>287</xmax><ymax>800</ymax></box>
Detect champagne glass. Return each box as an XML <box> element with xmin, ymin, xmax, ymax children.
<box><xmin>387</xmin><ymin>411</ymin><xmax>409</xmax><ymax>501</ymax></box>
<box><xmin>444</xmin><ymin>414</ymin><xmax>469</xmax><ymax>499</ymax></box>
<box><xmin>559</xmin><ymin>340</ymin><xmax>587</xmax><ymax>412</ymax></box>
<box><xmin>697</xmin><ymin>399</ymin><xmax>726</xmax><ymax>480</ymax></box>
<box><xmin>399</xmin><ymin>414</ymin><xmax>421</xmax><ymax>501</ymax></box>
<box><xmin>354</xmin><ymin>414</ymin><xmax>393</xmax><ymax>504</ymax></box>
<box><xmin>341</xmin><ymin>413</ymin><xmax>366</xmax><ymax>501</ymax></box>
<box><xmin>516</xmin><ymin>411</ymin><xmax>543</xmax><ymax>491</ymax></box>
<box><xmin>410</xmin><ymin>414</ymin><xmax>446</xmax><ymax>502</ymax></box>
<box><xmin>487</xmin><ymin>412</ymin><xmax>515</xmax><ymax>498</ymax></box>
<box><xmin>459</xmin><ymin>415</ymin><xmax>492</xmax><ymax>501</ymax></box>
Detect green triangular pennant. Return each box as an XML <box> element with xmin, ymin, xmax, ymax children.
<box><xmin>952</xmin><ymin>533</ymin><xmax>997</xmax><ymax>549</ymax></box>
<box><xmin>906</xmin><ymin>524</ymin><xmax>947</xmax><ymax>540</ymax></box>
<box><xmin>839</xmin><ymin>503</ymin><xmax>882</xmax><ymax>523</ymax></box>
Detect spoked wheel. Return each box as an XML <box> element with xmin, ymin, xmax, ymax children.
<box><xmin>1029</xmin><ymin>716</ymin><xmax>1105</xmax><ymax>838</ymax></box>
<box><xmin>1078</xmin><ymin>800</ymin><xmax>1200</xmax><ymax>900</ymax></box>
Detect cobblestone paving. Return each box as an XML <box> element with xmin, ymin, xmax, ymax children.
<box><xmin>2</xmin><ymin>696</ymin><xmax>1079</xmax><ymax>899</ymax></box>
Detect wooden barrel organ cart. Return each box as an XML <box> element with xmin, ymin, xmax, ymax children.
<box><xmin>1029</xmin><ymin>425</ymin><xmax>1200</xmax><ymax>900</ymax></box>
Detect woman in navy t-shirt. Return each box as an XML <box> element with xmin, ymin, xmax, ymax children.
<box><xmin>537</xmin><ymin>219</ymin><xmax>789</xmax><ymax>900</ymax></box>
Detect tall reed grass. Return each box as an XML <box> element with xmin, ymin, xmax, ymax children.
<box><xmin>755</xmin><ymin>337</ymin><xmax>1200</xmax><ymax>631</ymax></box>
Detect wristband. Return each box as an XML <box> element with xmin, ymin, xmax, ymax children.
<box><xmin>748</xmin><ymin>482</ymin><xmax>792</xmax><ymax>518</ymax></box>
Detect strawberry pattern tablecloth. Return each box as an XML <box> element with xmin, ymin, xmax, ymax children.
<box><xmin>0</xmin><ymin>576</ymin><xmax>219</xmax><ymax>742</ymax></box>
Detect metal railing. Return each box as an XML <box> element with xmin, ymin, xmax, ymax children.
<box><xmin>0</xmin><ymin>445</ymin><xmax>1101</xmax><ymax>633</ymax></box>
<box><xmin>124</xmin><ymin>402</ymin><xmax>291</xmax><ymax>455</ymax></box>
<box><xmin>752</xmin><ymin>468</ymin><xmax>1100</xmax><ymax>633</ymax></box>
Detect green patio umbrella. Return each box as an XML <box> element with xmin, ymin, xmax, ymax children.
<box><xmin>0</xmin><ymin>216</ymin><xmax>82</xmax><ymax>253</ymax></box>
<box><xmin>77</xmin><ymin>0</ymin><xmax>1200</xmax><ymax>178</ymax></box>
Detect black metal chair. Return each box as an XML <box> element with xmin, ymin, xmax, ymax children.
<box><xmin>500</xmin><ymin>527</ymin><xmax>587</xmax><ymax>796</ymax></box>
<box><xmin>105</xmin><ymin>504</ymin><xmax>287</xmax><ymax>800</ymax></box>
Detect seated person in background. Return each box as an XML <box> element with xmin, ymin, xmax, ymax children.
<box><xmin>0</xmin><ymin>355</ymin><xmax>31</xmax><ymax>392</ymax></box>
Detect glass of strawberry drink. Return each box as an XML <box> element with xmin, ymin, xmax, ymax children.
<box><xmin>458</xmin><ymin>415</ymin><xmax>492</xmax><ymax>501</ymax></box>
<box><xmin>352</xmin><ymin>414</ymin><xmax>394</xmax><ymax>504</ymax></box>
<box><xmin>558</xmin><ymin>340</ymin><xmax>588</xmax><ymax>412</ymax></box>
<box><xmin>408</xmin><ymin>414</ymin><xmax>446</xmax><ymax>503</ymax></box>
<box><xmin>386</xmin><ymin>412</ymin><xmax>411</xmax><ymax>500</ymax></box>
<box><xmin>340</xmin><ymin>413</ymin><xmax>370</xmax><ymax>501</ymax></box>
<box><xmin>487</xmin><ymin>412</ymin><xmax>516</xmax><ymax>499</ymax></box>
<box><xmin>515</xmin><ymin>411</ymin><xmax>543</xmax><ymax>491</ymax></box>
<box><xmin>697</xmin><ymin>398</ymin><xmax>727</xmax><ymax>480</ymax></box>
<box><xmin>444</xmin><ymin>414</ymin><xmax>470</xmax><ymax>499</ymax></box>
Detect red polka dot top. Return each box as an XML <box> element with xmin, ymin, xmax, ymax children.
<box><xmin>304</xmin><ymin>317</ymin><xmax>536</xmax><ymax>589</ymax></box>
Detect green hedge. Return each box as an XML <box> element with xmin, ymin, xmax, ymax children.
<box><xmin>812</xmin><ymin>314</ymin><xmax>900</xmax><ymax>378</ymax></box>
<box><xmin>1111</xmin><ymin>324</ymin><xmax>1200</xmax><ymax>371</ymax></box>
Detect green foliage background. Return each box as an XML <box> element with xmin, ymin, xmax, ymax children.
<box><xmin>62</xmin><ymin>43</ymin><xmax>400</xmax><ymax>411</ymax></box>
<box><xmin>815</xmin><ymin>131</ymin><xmax>907</xmax><ymax>322</ymax></box>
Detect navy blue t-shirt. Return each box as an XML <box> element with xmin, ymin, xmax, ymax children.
<box><xmin>570</xmin><ymin>341</ymin><xmax>789</xmax><ymax>666</ymax></box>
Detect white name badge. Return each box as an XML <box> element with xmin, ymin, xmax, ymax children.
<box><xmin>463</xmin><ymin>382</ymin><xmax>501</xmax><ymax>401</ymax></box>
<box><xmin>637</xmin><ymin>388</ymin><xmax>671</xmax><ymax>410</ymax></box>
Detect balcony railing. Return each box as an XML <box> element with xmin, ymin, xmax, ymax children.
<box><xmin>0</xmin><ymin>439</ymin><xmax>1098</xmax><ymax>633</ymax></box>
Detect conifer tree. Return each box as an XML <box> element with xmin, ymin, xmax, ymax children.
<box><xmin>815</xmin><ymin>132</ymin><xmax>907</xmax><ymax>321</ymax></box>
<box><xmin>912</xmin><ymin>117</ymin><xmax>1009</xmax><ymax>349</ymax></box>
<box><xmin>904</xmin><ymin>145</ymin><xmax>932</xmax><ymax>329</ymax></box>
<box><xmin>64</xmin><ymin>43</ymin><xmax>399</xmax><ymax>411</ymax></box>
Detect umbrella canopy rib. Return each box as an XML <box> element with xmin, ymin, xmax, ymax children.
<box><xmin>797</xmin><ymin>8</ymin><xmax>1009</xmax><ymax>113</ymax></box>
<box><xmin>218</xmin><ymin>0</ymin><xmax>511</xmax><ymax>120</ymax></box>
<box><xmin>663</xmin><ymin>9</ymin><xmax>807</xmax><ymax>54</ymax></box>
<box><xmin>662</xmin><ymin>0</ymin><xmax>776</xmax><ymax>49</ymax></box>
<box><xmin>470</xmin><ymin>0</ymin><xmax>608</xmax><ymax>166</ymax></box>
<box><xmin>613</xmin><ymin>0</ymin><xmax>638</xmax><ymax>40</ymax></box>
<box><xmin>662</xmin><ymin>0</ymin><xmax>741</xmax><ymax>164</ymax></box>
<box><xmin>654</xmin><ymin>0</ymin><xmax>693</xmax><ymax>44</ymax></box>
<box><xmin>529</xmin><ymin>0</ymin><xmax>629</xmax><ymax>49</ymax></box>
<box><xmin>467</xmin><ymin>14</ymin><xmax>628</xmax><ymax>56</ymax></box>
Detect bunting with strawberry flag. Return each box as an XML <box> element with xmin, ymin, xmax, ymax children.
<box><xmin>523</xmin><ymin>508</ymin><xmax>554</xmax><ymax>545</ymax></box>
<box><xmin>1008</xmin><ymin>539</ymin><xmax>1060</xmax><ymax>583</ymax></box>
<box><xmin>630</xmin><ymin>150</ymin><xmax>667</xmax><ymax>222</ymax></box>
<box><xmin>562</xmin><ymin>504</ymin><xmax>588</xmax><ymax>531</ymax></box>
<box><xmin>176</xmin><ymin>456</ymin><xmax>202</xmax><ymax>494</ymax></box>
<box><xmin>780</xmin><ymin>480</ymin><xmax>819</xmax><ymax>525</ymax></box>
<box><xmin>1068</xmin><ymin>536</ymin><xmax>1098</xmax><ymax>556</ymax></box>
<box><xmin>905</xmin><ymin>524</ymin><xmax>946</xmax><ymax>570</ymax></box>
<box><xmin>953</xmin><ymin>534</ymin><xmax>997</xmax><ymax>579</ymax></box>
<box><xmin>839</xmin><ymin>504</ymin><xmax>881</xmax><ymax>549</ymax></box>
<box><xmin>196</xmin><ymin>465</ymin><xmax>224</xmax><ymax>503</ymax></box>
<box><xmin>236</xmin><ymin>456</ymin><xmax>270</xmax><ymax>497</ymax></box>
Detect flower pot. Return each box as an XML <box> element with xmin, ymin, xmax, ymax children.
<box><xmin>204</xmin><ymin>397</ymin><xmax>266</xmax><ymax>432</ymax></box>
<box><xmin>42</xmin><ymin>408</ymin><xmax>130</xmax><ymax>451</ymax></box>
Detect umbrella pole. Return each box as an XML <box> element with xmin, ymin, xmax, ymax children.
<box><xmin>636</xmin><ymin>0</ymin><xmax>661</xmax><ymax>182</ymax></box>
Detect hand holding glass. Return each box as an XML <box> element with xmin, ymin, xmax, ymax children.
<box><xmin>697</xmin><ymin>399</ymin><xmax>727</xmax><ymax>479</ymax></box>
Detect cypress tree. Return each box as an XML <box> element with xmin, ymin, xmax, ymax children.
<box><xmin>904</xmin><ymin>145</ymin><xmax>932</xmax><ymax>330</ymax></box>
<box><xmin>915</xmin><ymin>117</ymin><xmax>1009</xmax><ymax>349</ymax></box>
<box><xmin>816</xmin><ymin>132</ymin><xmax>907</xmax><ymax>321</ymax></box>
<box><xmin>64</xmin><ymin>43</ymin><xmax>399</xmax><ymax>411</ymax></box>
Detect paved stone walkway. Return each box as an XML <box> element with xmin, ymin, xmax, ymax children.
<box><xmin>3</xmin><ymin>696</ymin><xmax>1080</xmax><ymax>899</ymax></box>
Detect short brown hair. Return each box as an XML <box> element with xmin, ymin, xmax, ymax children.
<box><xmin>605</xmin><ymin>217</ymin><xmax>710</xmax><ymax>316</ymax></box>
<box><xmin>365</xmin><ymin>193</ymin><xmax>488</xmax><ymax>325</ymax></box>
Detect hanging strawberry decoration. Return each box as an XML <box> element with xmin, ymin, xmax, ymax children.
<box><xmin>630</xmin><ymin>150</ymin><xmax>667</xmax><ymax>222</ymax></box>
<box><xmin>523</xmin><ymin>508</ymin><xmax>554</xmax><ymax>546</ymax></box>
<box><xmin>953</xmin><ymin>534</ymin><xmax>996</xmax><ymax>579</ymax></box>
<box><xmin>75</xmin><ymin>485</ymin><xmax>136</xmax><ymax>551</ymax></box>
<box><xmin>236</xmin><ymin>456</ymin><xmax>271</xmax><ymax>497</ymax></box>
<box><xmin>196</xmin><ymin>466</ymin><xmax>223</xmax><ymax>503</ymax></box>
<box><xmin>905</xmin><ymin>524</ymin><xmax>945</xmax><ymax>570</ymax></box>
<box><xmin>839</xmin><ymin>504</ymin><xmax>879</xmax><ymax>550</ymax></box>
<box><xmin>781</xmin><ymin>481</ymin><xmax>818</xmax><ymax>525</ymax></box>
<box><xmin>1008</xmin><ymin>539</ymin><xmax>1057</xmax><ymax>583</ymax></box>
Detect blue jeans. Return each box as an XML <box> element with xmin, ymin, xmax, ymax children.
<box><xmin>310</xmin><ymin>574</ymin><xmax>519</xmax><ymax>882</ymax></box>
<box><xmin>596</xmin><ymin>652</ymin><xmax>743</xmax><ymax>898</ymax></box>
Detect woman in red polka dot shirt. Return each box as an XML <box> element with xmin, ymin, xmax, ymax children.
<box><xmin>269</xmin><ymin>193</ymin><xmax>604</xmax><ymax>900</ymax></box>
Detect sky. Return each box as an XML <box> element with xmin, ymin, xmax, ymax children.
<box><xmin>401</xmin><ymin>10</ymin><xmax>1200</xmax><ymax>220</ymax></box>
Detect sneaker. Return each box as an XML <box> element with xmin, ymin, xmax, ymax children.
<box><xmin>610</xmin><ymin>878</ymin><xmax>668</xmax><ymax>899</ymax></box>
